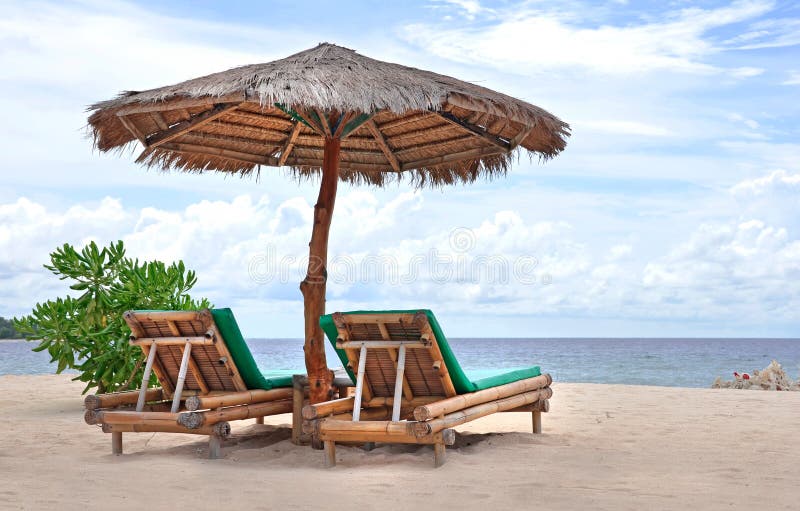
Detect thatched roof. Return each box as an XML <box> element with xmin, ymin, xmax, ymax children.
<box><xmin>88</xmin><ymin>43</ymin><xmax>569</xmax><ymax>186</ymax></box>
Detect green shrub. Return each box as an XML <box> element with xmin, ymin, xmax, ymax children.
<box><xmin>14</xmin><ymin>241</ymin><xmax>210</xmax><ymax>393</ymax></box>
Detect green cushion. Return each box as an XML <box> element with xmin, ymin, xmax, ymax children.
<box><xmin>209</xmin><ymin>308</ymin><xmax>293</xmax><ymax>390</ymax></box>
<box><xmin>319</xmin><ymin>309</ymin><xmax>541</xmax><ymax>394</ymax></box>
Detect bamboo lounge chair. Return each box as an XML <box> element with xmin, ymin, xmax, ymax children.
<box><xmin>303</xmin><ymin>310</ymin><xmax>553</xmax><ymax>467</ymax></box>
<box><xmin>83</xmin><ymin>308</ymin><xmax>297</xmax><ymax>458</ymax></box>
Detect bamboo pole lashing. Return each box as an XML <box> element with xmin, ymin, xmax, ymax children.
<box><xmin>413</xmin><ymin>374</ymin><xmax>552</xmax><ymax>421</ymax></box>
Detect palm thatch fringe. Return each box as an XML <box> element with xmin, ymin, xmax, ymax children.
<box><xmin>87</xmin><ymin>43</ymin><xmax>569</xmax><ymax>186</ymax></box>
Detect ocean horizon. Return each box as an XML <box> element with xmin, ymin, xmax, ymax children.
<box><xmin>3</xmin><ymin>337</ymin><xmax>799</xmax><ymax>389</ymax></box>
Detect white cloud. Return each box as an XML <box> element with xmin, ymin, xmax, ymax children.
<box><xmin>574</xmin><ymin>120</ymin><xmax>673</xmax><ymax>137</ymax></box>
<box><xmin>432</xmin><ymin>0</ymin><xmax>489</xmax><ymax>20</ymax></box>
<box><xmin>731</xmin><ymin>169</ymin><xmax>800</xmax><ymax>197</ymax></box>
<box><xmin>608</xmin><ymin>244</ymin><xmax>633</xmax><ymax>261</ymax></box>
<box><xmin>727</xmin><ymin>112</ymin><xmax>760</xmax><ymax>130</ymax></box>
<box><xmin>403</xmin><ymin>0</ymin><xmax>772</xmax><ymax>76</ymax></box>
<box><xmin>638</xmin><ymin>170</ymin><xmax>800</xmax><ymax>321</ymax></box>
<box><xmin>726</xmin><ymin>17</ymin><xmax>800</xmax><ymax>50</ymax></box>
<box><xmin>782</xmin><ymin>71</ymin><xmax>800</xmax><ymax>85</ymax></box>
<box><xmin>4</xmin><ymin>167</ymin><xmax>800</xmax><ymax>333</ymax></box>
<box><xmin>1</xmin><ymin>0</ymin><xmax>798</xmax><ymax>336</ymax></box>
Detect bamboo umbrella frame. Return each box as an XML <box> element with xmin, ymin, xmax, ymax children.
<box><xmin>87</xmin><ymin>43</ymin><xmax>570</xmax><ymax>404</ymax></box>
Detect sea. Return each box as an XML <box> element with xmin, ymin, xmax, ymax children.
<box><xmin>3</xmin><ymin>338</ymin><xmax>799</xmax><ymax>388</ymax></box>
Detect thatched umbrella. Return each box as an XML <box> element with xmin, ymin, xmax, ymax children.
<box><xmin>87</xmin><ymin>43</ymin><xmax>569</xmax><ymax>403</ymax></box>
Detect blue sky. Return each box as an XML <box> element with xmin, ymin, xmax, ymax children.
<box><xmin>1</xmin><ymin>0</ymin><xmax>798</xmax><ymax>337</ymax></box>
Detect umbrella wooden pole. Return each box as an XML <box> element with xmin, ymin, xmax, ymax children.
<box><xmin>301</xmin><ymin>135</ymin><xmax>340</xmax><ymax>404</ymax></box>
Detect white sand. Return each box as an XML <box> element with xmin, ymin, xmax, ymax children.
<box><xmin>1</xmin><ymin>375</ymin><xmax>798</xmax><ymax>510</ymax></box>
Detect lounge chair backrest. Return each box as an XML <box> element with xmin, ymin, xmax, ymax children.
<box><xmin>124</xmin><ymin>309</ymin><xmax>247</xmax><ymax>396</ymax></box>
<box><xmin>328</xmin><ymin>312</ymin><xmax>458</xmax><ymax>400</ymax></box>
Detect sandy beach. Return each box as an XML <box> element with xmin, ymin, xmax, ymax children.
<box><xmin>0</xmin><ymin>375</ymin><xmax>796</xmax><ymax>510</ymax></box>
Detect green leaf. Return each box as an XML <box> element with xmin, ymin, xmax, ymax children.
<box><xmin>18</xmin><ymin>240</ymin><xmax>208</xmax><ymax>392</ymax></box>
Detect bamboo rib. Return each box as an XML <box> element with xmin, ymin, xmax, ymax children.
<box><xmin>413</xmin><ymin>374</ymin><xmax>552</xmax><ymax>421</ymax></box>
<box><xmin>185</xmin><ymin>388</ymin><xmax>294</xmax><ymax>411</ymax></box>
<box><xmin>413</xmin><ymin>387</ymin><xmax>553</xmax><ymax>437</ymax></box>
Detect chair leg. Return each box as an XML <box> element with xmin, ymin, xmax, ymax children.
<box><xmin>209</xmin><ymin>435</ymin><xmax>223</xmax><ymax>459</ymax></box>
<box><xmin>324</xmin><ymin>441</ymin><xmax>336</xmax><ymax>468</ymax></box>
<box><xmin>532</xmin><ymin>410</ymin><xmax>542</xmax><ymax>434</ymax></box>
<box><xmin>111</xmin><ymin>432</ymin><xmax>123</xmax><ymax>455</ymax></box>
<box><xmin>434</xmin><ymin>442</ymin><xmax>446</xmax><ymax>468</ymax></box>
<box><xmin>255</xmin><ymin>416</ymin><xmax>264</xmax><ymax>425</ymax></box>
